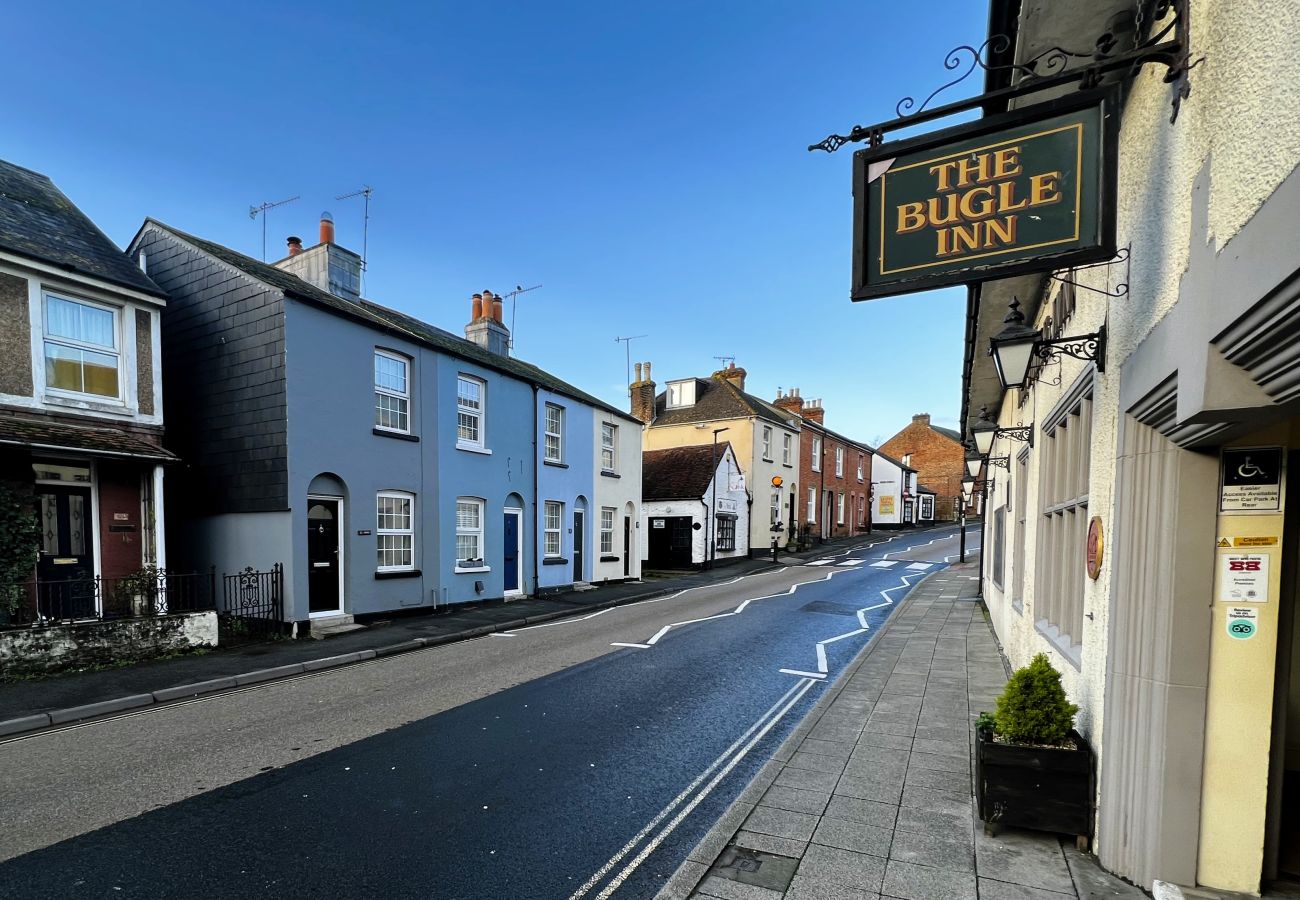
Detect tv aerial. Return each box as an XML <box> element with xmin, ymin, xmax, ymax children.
<box><xmin>248</xmin><ymin>195</ymin><xmax>300</xmax><ymax>261</ymax></box>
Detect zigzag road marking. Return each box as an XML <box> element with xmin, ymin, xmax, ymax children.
<box><xmin>780</xmin><ymin>571</ymin><xmax>927</xmax><ymax>681</ymax></box>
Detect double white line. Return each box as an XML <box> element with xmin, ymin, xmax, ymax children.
<box><xmin>566</xmin><ymin>677</ymin><xmax>819</xmax><ymax>900</ymax></box>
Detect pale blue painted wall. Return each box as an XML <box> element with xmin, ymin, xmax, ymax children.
<box><xmin>536</xmin><ymin>389</ymin><xmax>594</xmax><ymax>590</ymax></box>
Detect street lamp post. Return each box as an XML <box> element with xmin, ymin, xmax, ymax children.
<box><xmin>710</xmin><ymin>427</ymin><xmax>729</xmax><ymax>569</ymax></box>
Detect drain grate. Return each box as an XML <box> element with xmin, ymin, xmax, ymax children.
<box><xmin>707</xmin><ymin>844</ymin><xmax>799</xmax><ymax>892</ymax></box>
<box><xmin>801</xmin><ymin>599</ymin><xmax>860</xmax><ymax>617</ymax></box>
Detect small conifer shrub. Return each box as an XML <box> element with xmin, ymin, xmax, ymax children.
<box><xmin>992</xmin><ymin>653</ymin><xmax>1078</xmax><ymax>745</ymax></box>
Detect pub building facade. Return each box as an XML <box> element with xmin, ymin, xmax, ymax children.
<box><xmin>822</xmin><ymin>0</ymin><xmax>1300</xmax><ymax>892</ymax></box>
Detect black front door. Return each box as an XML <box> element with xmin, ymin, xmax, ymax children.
<box><xmin>34</xmin><ymin>485</ymin><xmax>96</xmax><ymax>619</ymax></box>
<box><xmin>573</xmin><ymin>510</ymin><xmax>585</xmax><ymax>582</ymax></box>
<box><xmin>623</xmin><ymin>516</ymin><xmax>632</xmax><ymax>577</ymax></box>
<box><xmin>647</xmin><ymin>516</ymin><xmax>694</xmax><ymax>569</ymax></box>
<box><xmin>307</xmin><ymin>499</ymin><xmax>341</xmax><ymax>614</ymax></box>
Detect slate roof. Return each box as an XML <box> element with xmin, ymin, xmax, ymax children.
<box><xmin>873</xmin><ymin>447</ymin><xmax>917</xmax><ymax>473</ymax></box>
<box><xmin>800</xmin><ymin>418</ymin><xmax>875</xmax><ymax>454</ymax></box>
<box><xmin>642</xmin><ymin>442</ymin><xmax>732</xmax><ymax>500</ymax></box>
<box><xmin>139</xmin><ymin>220</ymin><xmax>639</xmax><ymax>423</ymax></box>
<box><xmin>0</xmin><ymin>414</ymin><xmax>177</xmax><ymax>461</ymax></box>
<box><xmin>0</xmin><ymin>161</ymin><xmax>166</xmax><ymax>298</ymax></box>
<box><xmin>651</xmin><ymin>378</ymin><xmax>799</xmax><ymax>429</ymax></box>
<box><xmin>932</xmin><ymin>424</ymin><xmax>963</xmax><ymax>443</ymax></box>
<box><xmin>917</xmin><ymin>483</ymin><xmax>938</xmax><ymax>494</ymax></box>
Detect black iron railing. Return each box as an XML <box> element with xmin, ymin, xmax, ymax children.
<box><xmin>0</xmin><ymin>569</ymin><xmax>217</xmax><ymax>629</ymax></box>
<box><xmin>220</xmin><ymin>564</ymin><xmax>285</xmax><ymax>640</ymax></box>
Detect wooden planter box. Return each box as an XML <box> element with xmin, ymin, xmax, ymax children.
<box><xmin>976</xmin><ymin>727</ymin><xmax>1094</xmax><ymax>843</ymax></box>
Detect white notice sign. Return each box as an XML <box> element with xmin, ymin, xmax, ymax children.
<box><xmin>1218</xmin><ymin>552</ymin><xmax>1270</xmax><ymax>603</ymax></box>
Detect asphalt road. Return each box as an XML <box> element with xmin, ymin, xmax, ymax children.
<box><xmin>0</xmin><ymin>526</ymin><xmax>976</xmax><ymax>899</ymax></box>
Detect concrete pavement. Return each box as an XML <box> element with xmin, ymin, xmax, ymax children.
<box><xmin>657</xmin><ymin>562</ymin><xmax>1148</xmax><ymax>900</ymax></box>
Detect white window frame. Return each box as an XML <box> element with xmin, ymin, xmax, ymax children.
<box><xmin>455</xmin><ymin>496</ymin><xmax>488</xmax><ymax>572</ymax></box>
<box><xmin>601</xmin><ymin>422</ymin><xmax>618</xmax><ymax>472</ymax></box>
<box><xmin>837</xmin><ymin>492</ymin><xmax>845</xmax><ymax>525</ymax></box>
<box><xmin>762</xmin><ymin>426</ymin><xmax>773</xmax><ymax>460</ymax></box>
<box><xmin>835</xmin><ymin>447</ymin><xmax>844</xmax><ymax>477</ymax></box>
<box><xmin>457</xmin><ymin>375</ymin><xmax>486</xmax><ymax>451</ymax></box>
<box><xmin>544</xmin><ymin>403</ymin><xmax>564</xmax><ymax>463</ymax></box>
<box><xmin>716</xmin><ymin>516</ymin><xmax>737</xmax><ymax>551</ymax></box>
<box><xmin>782</xmin><ymin>433</ymin><xmax>792</xmax><ymax>465</ymax></box>
<box><xmin>374</xmin><ymin>350</ymin><xmax>410</xmax><ymax>434</ymax></box>
<box><xmin>807</xmin><ymin>487</ymin><xmax>816</xmax><ymax>523</ymax></box>
<box><xmin>42</xmin><ymin>291</ymin><xmax>123</xmax><ymax>403</ymax></box>
<box><xmin>544</xmin><ymin>500</ymin><xmax>564</xmax><ymax>558</ymax></box>
<box><xmin>811</xmin><ymin>436</ymin><xmax>822</xmax><ymax>472</ymax></box>
<box><xmin>857</xmin><ymin>456</ymin><xmax>864</xmax><ymax>481</ymax></box>
<box><xmin>376</xmin><ymin>490</ymin><xmax>416</xmax><ymax>572</ymax></box>
<box><xmin>600</xmin><ymin>507</ymin><xmax>616</xmax><ymax>555</ymax></box>
<box><xmin>771</xmin><ymin>488</ymin><xmax>781</xmax><ymax>525</ymax></box>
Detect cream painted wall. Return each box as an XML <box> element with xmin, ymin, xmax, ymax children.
<box><xmin>981</xmin><ymin>3</ymin><xmax>1300</xmax><ymax>889</ymax></box>
<box><xmin>643</xmin><ymin>417</ymin><xmax>800</xmax><ymax>550</ymax></box>
<box><xmin>592</xmin><ymin>415</ymin><xmax>643</xmax><ymax>583</ymax></box>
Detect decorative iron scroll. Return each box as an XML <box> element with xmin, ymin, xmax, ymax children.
<box><xmin>810</xmin><ymin>0</ymin><xmax>1196</xmax><ymax>153</ymax></box>
<box><xmin>1049</xmin><ymin>246</ymin><xmax>1131</xmax><ymax>299</ymax></box>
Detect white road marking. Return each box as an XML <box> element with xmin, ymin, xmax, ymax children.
<box><xmin>609</xmin><ymin>642</ymin><xmax>651</xmax><ymax>649</ymax></box>
<box><xmin>806</xmin><ymin>559</ymin><xmax>834</xmax><ymax>566</ymax></box>
<box><xmin>608</xmin><ymin>572</ymin><xmax>841</xmax><ymax>650</ymax></box>
<box><xmin>778</xmin><ymin>669</ymin><xmax>827</xmax><ymax>679</ymax></box>
<box><xmin>567</xmin><ymin>678</ymin><xmax>814</xmax><ymax>900</ymax></box>
<box><xmin>835</xmin><ymin>559</ymin><xmax>864</xmax><ymax>567</ymax></box>
<box><xmin>906</xmin><ymin>562</ymin><xmax>933</xmax><ymax>571</ymax></box>
<box><xmin>870</xmin><ymin>561</ymin><xmax>898</xmax><ymax>568</ymax></box>
<box><xmin>582</xmin><ymin>678</ymin><xmax>819</xmax><ymax>900</ymax></box>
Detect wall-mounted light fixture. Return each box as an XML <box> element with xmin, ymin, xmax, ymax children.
<box><xmin>989</xmin><ymin>298</ymin><xmax>1106</xmax><ymax>392</ymax></box>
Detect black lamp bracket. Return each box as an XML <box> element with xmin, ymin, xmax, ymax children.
<box><xmin>995</xmin><ymin>425</ymin><xmax>1034</xmax><ymax>447</ymax></box>
<box><xmin>810</xmin><ymin>0</ymin><xmax>1197</xmax><ymax>153</ymax></box>
<box><xmin>985</xmin><ymin>456</ymin><xmax>1011</xmax><ymax>470</ymax></box>
<box><xmin>1035</xmin><ymin>325</ymin><xmax>1107</xmax><ymax>374</ymax></box>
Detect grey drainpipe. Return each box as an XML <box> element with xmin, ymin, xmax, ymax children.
<box><xmin>531</xmin><ymin>383</ymin><xmax>540</xmax><ymax>595</ymax></box>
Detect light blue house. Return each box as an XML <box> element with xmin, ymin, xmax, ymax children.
<box><xmin>128</xmin><ymin>216</ymin><xmax>641</xmax><ymax>632</ymax></box>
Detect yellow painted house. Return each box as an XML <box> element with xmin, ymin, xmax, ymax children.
<box><xmin>631</xmin><ymin>362</ymin><xmax>801</xmax><ymax>553</ymax></box>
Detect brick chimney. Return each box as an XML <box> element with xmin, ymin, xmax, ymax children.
<box><xmin>631</xmin><ymin>360</ymin><xmax>656</xmax><ymax>424</ymax></box>
<box><xmin>465</xmin><ymin>288</ymin><xmax>510</xmax><ymax>355</ymax></box>
<box><xmin>912</xmin><ymin>413</ymin><xmax>931</xmax><ymax>427</ymax></box>
<box><xmin>803</xmin><ymin>398</ymin><xmax>825</xmax><ymax>425</ymax></box>
<box><xmin>712</xmin><ymin>361</ymin><xmax>747</xmax><ymax>392</ymax></box>
<box><xmin>773</xmin><ymin>387</ymin><xmax>804</xmax><ymax>417</ymax></box>
<box><xmin>286</xmin><ymin>236</ymin><xmax>303</xmax><ymax>256</ymax></box>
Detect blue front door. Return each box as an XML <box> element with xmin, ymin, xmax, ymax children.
<box><xmin>503</xmin><ymin>511</ymin><xmax>520</xmax><ymax>594</ymax></box>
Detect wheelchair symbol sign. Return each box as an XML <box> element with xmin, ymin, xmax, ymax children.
<box><xmin>1220</xmin><ymin>447</ymin><xmax>1282</xmax><ymax>512</ymax></box>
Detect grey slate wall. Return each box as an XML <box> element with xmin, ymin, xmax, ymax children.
<box><xmin>134</xmin><ymin>226</ymin><xmax>288</xmax><ymax>514</ymax></box>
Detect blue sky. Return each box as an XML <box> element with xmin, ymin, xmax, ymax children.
<box><xmin>5</xmin><ymin>1</ymin><xmax>985</xmax><ymax>445</ymax></box>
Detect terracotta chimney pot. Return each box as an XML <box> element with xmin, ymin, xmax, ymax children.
<box><xmin>319</xmin><ymin>211</ymin><xmax>335</xmax><ymax>245</ymax></box>
<box><xmin>287</xmin><ymin>236</ymin><xmax>303</xmax><ymax>256</ymax></box>
<box><xmin>472</xmin><ymin>293</ymin><xmax>483</xmax><ymax>320</ymax></box>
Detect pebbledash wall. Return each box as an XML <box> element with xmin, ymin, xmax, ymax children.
<box><xmin>976</xmin><ymin>1</ymin><xmax>1300</xmax><ymax>892</ymax></box>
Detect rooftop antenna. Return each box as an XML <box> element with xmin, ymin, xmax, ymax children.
<box><xmin>336</xmin><ymin>185</ymin><xmax>374</xmax><ymax>292</ymax></box>
<box><xmin>713</xmin><ymin>355</ymin><xmax>736</xmax><ymax>368</ymax></box>
<box><xmin>503</xmin><ymin>284</ymin><xmax>542</xmax><ymax>350</ymax></box>
<box><xmin>248</xmin><ymin>195</ymin><xmax>300</xmax><ymax>261</ymax></box>
<box><xmin>615</xmin><ymin>334</ymin><xmax>649</xmax><ymax>396</ymax></box>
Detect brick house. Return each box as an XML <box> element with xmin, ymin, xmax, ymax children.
<box><xmin>879</xmin><ymin>413</ymin><xmax>966</xmax><ymax>522</ymax></box>
<box><xmin>771</xmin><ymin>389</ymin><xmax>873</xmax><ymax>541</ymax></box>
<box><xmin>0</xmin><ymin>159</ymin><xmax>175</xmax><ymax>622</ymax></box>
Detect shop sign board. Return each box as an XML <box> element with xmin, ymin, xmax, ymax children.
<box><xmin>879</xmin><ymin>496</ymin><xmax>895</xmax><ymax>516</ymax></box>
<box><xmin>851</xmin><ymin>88</ymin><xmax>1118</xmax><ymax>300</ymax></box>
<box><xmin>1085</xmin><ymin>516</ymin><xmax>1104</xmax><ymax>580</ymax></box>
<box><xmin>1219</xmin><ymin>447</ymin><xmax>1283</xmax><ymax>512</ymax></box>
<box><xmin>1218</xmin><ymin>553</ymin><xmax>1270</xmax><ymax>603</ymax></box>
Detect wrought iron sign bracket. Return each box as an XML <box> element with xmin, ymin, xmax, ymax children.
<box><xmin>985</xmin><ymin>456</ymin><xmax>1011</xmax><ymax>471</ymax></box>
<box><xmin>1050</xmin><ymin>246</ymin><xmax>1130</xmax><ymax>298</ymax></box>
<box><xmin>810</xmin><ymin>0</ymin><xmax>1195</xmax><ymax>154</ymax></box>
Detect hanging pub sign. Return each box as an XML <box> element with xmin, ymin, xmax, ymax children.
<box><xmin>851</xmin><ymin>88</ymin><xmax>1118</xmax><ymax>301</ymax></box>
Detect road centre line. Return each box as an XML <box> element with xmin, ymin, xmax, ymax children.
<box><xmin>500</xmin><ymin>568</ymin><xmax>791</xmax><ymax>637</ymax></box>
<box><xmin>583</xmin><ymin>677</ymin><xmax>820</xmax><ymax>900</ymax></box>
<box><xmin>611</xmin><ymin>572</ymin><xmax>842</xmax><ymax>650</ymax></box>
<box><xmin>567</xmin><ymin>678</ymin><xmax>813</xmax><ymax>900</ymax></box>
